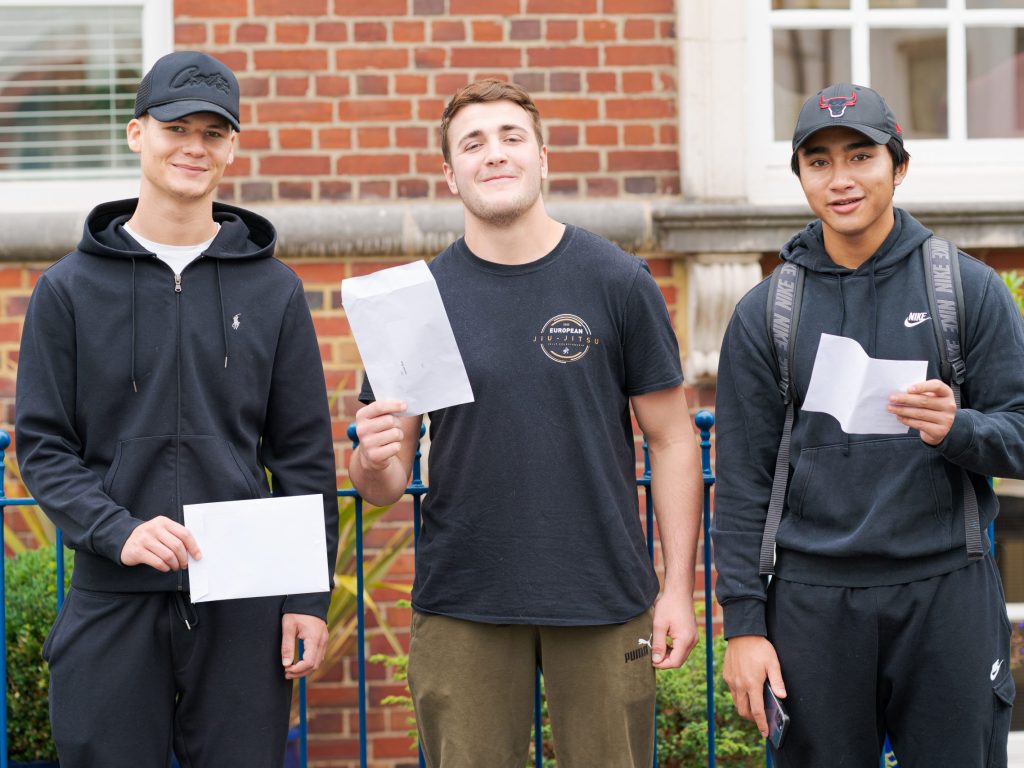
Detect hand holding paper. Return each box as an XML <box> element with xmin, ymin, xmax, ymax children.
<box><xmin>801</xmin><ymin>334</ymin><xmax>928</xmax><ymax>435</ymax></box>
<box><xmin>342</xmin><ymin>260</ymin><xmax>474</xmax><ymax>416</ymax></box>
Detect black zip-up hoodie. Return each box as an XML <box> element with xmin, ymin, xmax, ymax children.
<box><xmin>15</xmin><ymin>199</ymin><xmax>339</xmax><ymax>619</ymax></box>
<box><xmin>713</xmin><ymin>209</ymin><xmax>1024</xmax><ymax>639</ymax></box>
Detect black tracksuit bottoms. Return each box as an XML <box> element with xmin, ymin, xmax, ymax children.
<box><xmin>43</xmin><ymin>587</ymin><xmax>292</xmax><ymax>768</ymax></box>
<box><xmin>766</xmin><ymin>555</ymin><xmax>1015</xmax><ymax>768</ymax></box>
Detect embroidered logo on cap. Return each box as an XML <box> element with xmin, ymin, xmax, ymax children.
<box><xmin>171</xmin><ymin>66</ymin><xmax>232</xmax><ymax>94</ymax></box>
<box><xmin>819</xmin><ymin>90</ymin><xmax>857</xmax><ymax>118</ymax></box>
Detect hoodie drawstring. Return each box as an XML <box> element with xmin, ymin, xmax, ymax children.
<box><xmin>869</xmin><ymin>257</ymin><xmax>879</xmax><ymax>356</ymax></box>
<box><xmin>216</xmin><ymin>260</ymin><xmax>229</xmax><ymax>369</ymax></box>
<box><xmin>130</xmin><ymin>257</ymin><xmax>138</xmax><ymax>393</ymax></box>
<box><xmin>174</xmin><ymin>590</ymin><xmax>199</xmax><ymax>631</ymax></box>
<box><xmin>836</xmin><ymin>275</ymin><xmax>851</xmax><ymax>456</ymax></box>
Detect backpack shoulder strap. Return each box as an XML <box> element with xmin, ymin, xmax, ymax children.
<box><xmin>922</xmin><ymin>236</ymin><xmax>967</xmax><ymax>387</ymax></box>
<box><xmin>766</xmin><ymin>262</ymin><xmax>805</xmax><ymax>404</ymax></box>
<box><xmin>922</xmin><ymin>237</ymin><xmax>982</xmax><ymax>561</ymax></box>
<box><xmin>760</xmin><ymin>262</ymin><xmax>804</xmax><ymax>576</ymax></box>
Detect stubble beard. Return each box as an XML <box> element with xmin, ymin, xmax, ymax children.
<box><xmin>463</xmin><ymin>176</ymin><xmax>542</xmax><ymax>228</ymax></box>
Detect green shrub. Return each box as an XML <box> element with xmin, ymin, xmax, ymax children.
<box><xmin>656</xmin><ymin>632</ymin><xmax>764</xmax><ymax>768</ymax></box>
<box><xmin>5</xmin><ymin>546</ymin><xmax>72</xmax><ymax>762</ymax></box>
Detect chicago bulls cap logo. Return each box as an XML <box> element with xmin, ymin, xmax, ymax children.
<box><xmin>819</xmin><ymin>91</ymin><xmax>857</xmax><ymax>118</ymax></box>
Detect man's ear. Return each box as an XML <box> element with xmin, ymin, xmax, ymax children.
<box><xmin>443</xmin><ymin>162</ymin><xmax>458</xmax><ymax>195</ymax></box>
<box><xmin>539</xmin><ymin>145</ymin><xmax>548</xmax><ymax>180</ymax></box>
<box><xmin>126</xmin><ymin>117</ymin><xmax>144</xmax><ymax>154</ymax></box>
<box><xmin>894</xmin><ymin>157</ymin><xmax>909</xmax><ymax>188</ymax></box>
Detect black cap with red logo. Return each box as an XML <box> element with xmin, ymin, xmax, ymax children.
<box><xmin>792</xmin><ymin>83</ymin><xmax>902</xmax><ymax>154</ymax></box>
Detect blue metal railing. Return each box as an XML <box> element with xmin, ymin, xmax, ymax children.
<box><xmin>0</xmin><ymin>413</ymin><xmax>723</xmax><ymax>767</ymax></box>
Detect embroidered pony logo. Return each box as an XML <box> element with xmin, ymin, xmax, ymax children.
<box><xmin>232</xmin><ymin>313</ymin><xmax>241</xmax><ymax>330</ymax></box>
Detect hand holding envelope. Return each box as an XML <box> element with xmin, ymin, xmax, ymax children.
<box><xmin>184</xmin><ymin>494</ymin><xmax>329</xmax><ymax>603</ymax></box>
<box><xmin>341</xmin><ymin>260</ymin><xmax>474</xmax><ymax>416</ymax></box>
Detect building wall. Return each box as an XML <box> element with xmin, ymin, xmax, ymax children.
<box><xmin>173</xmin><ymin>0</ymin><xmax>681</xmax><ymax>205</ymax></box>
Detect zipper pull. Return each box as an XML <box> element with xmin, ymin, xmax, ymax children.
<box><xmin>174</xmin><ymin>274</ymin><xmax>182</xmax><ymax>293</ymax></box>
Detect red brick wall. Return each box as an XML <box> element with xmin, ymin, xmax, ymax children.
<box><xmin>173</xmin><ymin>0</ymin><xmax>681</xmax><ymax>204</ymax></box>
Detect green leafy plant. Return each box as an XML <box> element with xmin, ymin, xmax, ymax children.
<box><xmin>655</xmin><ymin>630</ymin><xmax>763</xmax><ymax>768</ymax></box>
<box><xmin>5</xmin><ymin>545</ymin><xmax>72</xmax><ymax>762</ymax></box>
<box><xmin>370</xmin><ymin>642</ymin><xmax>416</xmax><ymax>745</ymax></box>
<box><xmin>1001</xmin><ymin>270</ymin><xmax>1024</xmax><ymax>315</ymax></box>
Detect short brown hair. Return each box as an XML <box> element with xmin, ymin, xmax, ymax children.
<box><xmin>440</xmin><ymin>79</ymin><xmax>544</xmax><ymax>166</ymax></box>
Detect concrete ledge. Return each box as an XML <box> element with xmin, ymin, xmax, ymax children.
<box><xmin>654</xmin><ymin>201</ymin><xmax>1024</xmax><ymax>254</ymax></box>
<box><xmin>3</xmin><ymin>199</ymin><xmax>1023</xmax><ymax>262</ymax></box>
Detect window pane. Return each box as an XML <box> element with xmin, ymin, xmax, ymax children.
<box><xmin>966</xmin><ymin>27</ymin><xmax>1024</xmax><ymax>138</ymax></box>
<box><xmin>870</xmin><ymin>28</ymin><xmax>948</xmax><ymax>138</ymax></box>
<box><xmin>0</xmin><ymin>6</ymin><xmax>143</xmax><ymax>178</ymax></box>
<box><xmin>870</xmin><ymin>0</ymin><xmax>946</xmax><ymax>8</ymax></box>
<box><xmin>773</xmin><ymin>0</ymin><xmax>850</xmax><ymax>8</ymax></box>
<box><xmin>967</xmin><ymin>0</ymin><xmax>1024</xmax><ymax>8</ymax></box>
<box><xmin>774</xmin><ymin>29</ymin><xmax>853</xmax><ymax>141</ymax></box>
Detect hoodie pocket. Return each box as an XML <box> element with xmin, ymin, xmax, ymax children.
<box><xmin>784</xmin><ymin>437</ymin><xmax>954</xmax><ymax>558</ymax></box>
<box><xmin>102</xmin><ymin>435</ymin><xmax>262</xmax><ymax>522</ymax></box>
<box><xmin>988</xmin><ymin>672</ymin><xmax>1015</xmax><ymax>768</ymax></box>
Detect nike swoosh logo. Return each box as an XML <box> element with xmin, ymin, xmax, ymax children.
<box><xmin>904</xmin><ymin>317</ymin><xmax>929</xmax><ymax>328</ymax></box>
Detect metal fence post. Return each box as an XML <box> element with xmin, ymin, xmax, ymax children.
<box><xmin>695</xmin><ymin>410</ymin><xmax>717</xmax><ymax>768</ymax></box>
<box><xmin>0</xmin><ymin>431</ymin><xmax>9</xmax><ymax>768</ymax></box>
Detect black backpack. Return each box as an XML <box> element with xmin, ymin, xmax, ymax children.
<box><xmin>759</xmin><ymin>236</ymin><xmax>982</xmax><ymax>576</ymax></box>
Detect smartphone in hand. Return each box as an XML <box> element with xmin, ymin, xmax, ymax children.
<box><xmin>764</xmin><ymin>682</ymin><xmax>791</xmax><ymax>749</ymax></box>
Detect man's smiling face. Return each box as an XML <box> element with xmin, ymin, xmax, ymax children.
<box><xmin>442</xmin><ymin>99</ymin><xmax>548</xmax><ymax>228</ymax></box>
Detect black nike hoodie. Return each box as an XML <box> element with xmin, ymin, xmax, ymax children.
<box><xmin>712</xmin><ymin>209</ymin><xmax>1024</xmax><ymax>638</ymax></box>
<box><xmin>15</xmin><ymin>199</ymin><xmax>339</xmax><ymax>619</ymax></box>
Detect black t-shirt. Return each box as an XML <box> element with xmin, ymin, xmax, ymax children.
<box><xmin>360</xmin><ymin>225</ymin><xmax>683</xmax><ymax>625</ymax></box>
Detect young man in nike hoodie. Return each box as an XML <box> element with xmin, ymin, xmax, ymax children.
<box><xmin>14</xmin><ymin>51</ymin><xmax>338</xmax><ymax>767</ymax></box>
<box><xmin>713</xmin><ymin>83</ymin><xmax>1024</xmax><ymax>767</ymax></box>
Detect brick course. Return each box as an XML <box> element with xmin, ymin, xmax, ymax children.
<box><xmin>173</xmin><ymin>2</ymin><xmax>679</xmax><ymax>203</ymax></box>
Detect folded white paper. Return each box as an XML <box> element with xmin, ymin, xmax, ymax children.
<box><xmin>184</xmin><ymin>494</ymin><xmax>329</xmax><ymax>603</ymax></box>
<box><xmin>801</xmin><ymin>333</ymin><xmax>928</xmax><ymax>435</ymax></box>
<box><xmin>341</xmin><ymin>260</ymin><xmax>474</xmax><ymax>416</ymax></box>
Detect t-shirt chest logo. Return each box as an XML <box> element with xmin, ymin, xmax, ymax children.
<box><xmin>532</xmin><ymin>313</ymin><xmax>602</xmax><ymax>364</ymax></box>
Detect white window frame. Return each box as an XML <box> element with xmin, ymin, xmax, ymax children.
<box><xmin>0</xmin><ymin>0</ymin><xmax>171</xmax><ymax>212</ymax></box>
<box><xmin>742</xmin><ymin>0</ymin><xmax>1024</xmax><ymax>206</ymax></box>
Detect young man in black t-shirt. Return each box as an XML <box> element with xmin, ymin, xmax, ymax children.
<box><xmin>350</xmin><ymin>80</ymin><xmax>703</xmax><ymax>767</ymax></box>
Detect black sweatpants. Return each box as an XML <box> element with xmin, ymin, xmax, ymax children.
<box><xmin>43</xmin><ymin>587</ymin><xmax>292</xmax><ymax>768</ymax></box>
<box><xmin>766</xmin><ymin>556</ymin><xmax>1014</xmax><ymax>768</ymax></box>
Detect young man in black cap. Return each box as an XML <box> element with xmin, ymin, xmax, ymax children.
<box><xmin>713</xmin><ymin>83</ymin><xmax>1024</xmax><ymax>767</ymax></box>
<box><xmin>15</xmin><ymin>51</ymin><xmax>338</xmax><ymax>767</ymax></box>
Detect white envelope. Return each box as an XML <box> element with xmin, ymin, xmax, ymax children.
<box><xmin>801</xmin><ymin>334</ymin><xmax>928</xmax><ymax>435</ymax></box>
<box><xmin>184</xmin><ymin>494</ymin><xmax>329</xmax><ymax>603</ymax></box>
<box><xmin>341</xmin><ymin>260</ymin><xmax>474</xmax><ymax>416</ymax></box>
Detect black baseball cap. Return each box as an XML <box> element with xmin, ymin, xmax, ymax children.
<box><xmin>134</xmin><ymin>51</ymin><xmax>240</xmax><ymax>131</ymax></box>
<box><xmin>792</xmin><ymin>83</ymin><xmax>901</xmax><ymax>154</ymax></box>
